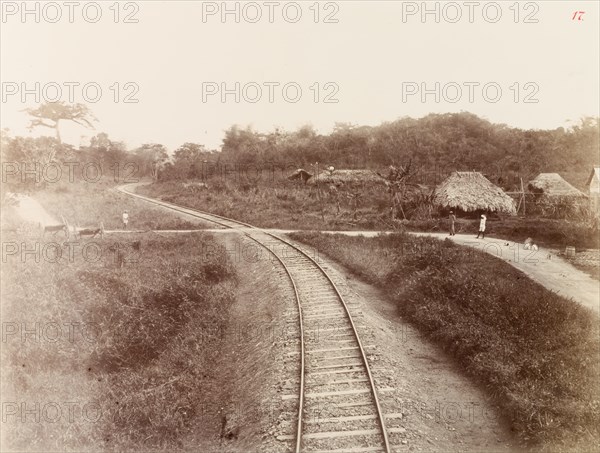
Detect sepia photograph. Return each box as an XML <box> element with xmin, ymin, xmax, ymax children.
<box><xmin>1</xmin><ymin>1</ymin><xmax>599</xmax><ymax>452</ymax></box>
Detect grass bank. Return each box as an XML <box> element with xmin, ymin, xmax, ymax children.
<box><xmin>289</xmin><ymin>231</ymin><xmax>600</xmax><ymax>450</ymax></box>
<box><xmin>1</xmin><ymin>232</ymin><xmax>236</xmax><ymax>451</ymax></box>
<box><xmin>136</xmin><ymin>178</ymin><xmax>391</xmax><ymax>230</ymax></box>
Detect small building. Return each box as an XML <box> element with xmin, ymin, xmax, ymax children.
<box><xmin>287</xmin><ymin>168</ymin><xmax>313</xmax><ymax>184</ymax></box>
<box><xmin>528</xmin><ymin>173</ymin><xmax>587</xmax><ymax>200</ymax></box>
<box><xmin>433</xmin><ymin>171</ymin><xmax>516</xmax><ymax>215</ymax></box>
<box><xmin>587</xmin><ymin>167</ymin><xmax>600</xmax><ymax>213</ymax></box>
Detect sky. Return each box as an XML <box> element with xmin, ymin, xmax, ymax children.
<box><xmin>1</xmin><ymin>0</ymin><xmax>599</xmax><ymax>151</ymax></box>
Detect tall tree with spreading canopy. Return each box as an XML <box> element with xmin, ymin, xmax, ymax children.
<box><xmin>24</xmin><ymin>102</ymin><xmax>97</xmax><ymax>144</ymax></box>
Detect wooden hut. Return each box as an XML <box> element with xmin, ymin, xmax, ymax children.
<box><xmin>528</xmin><ymin>173</ymin><xmax>587</xmax><ymax>199</ymax></box>
<box><xmin>287</xmin><ymin>169</ymin><xmax>313</xmax><ymax>184</ymax></box>
<box><xmin>433</xmin><ymin>171</ymin><xmax>516</xmax><ymax>215</ymax></box>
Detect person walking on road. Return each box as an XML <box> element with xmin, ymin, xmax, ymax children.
<box><xmin>476</xmin><ymin>214</ymin><xmax>486</xmax><ymax>239</ymax></box>
<box><xmin>448</xmin><ymin>211</ymin><xmax>456</xmax><ymax>236</ymax></box>
<box><xmin>122</xmin><ymin>210</ymin><xmax>129</xmax><ymax>230</ymax></box>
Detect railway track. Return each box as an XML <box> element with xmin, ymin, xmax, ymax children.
<box><xmin>117</xmin><ymin>184</ymin><xmax>393</xmax><ymax>453</ymax></box>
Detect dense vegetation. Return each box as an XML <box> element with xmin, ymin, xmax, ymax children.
<box><xmin>222</xmin><ymin>113</ymin><xmax>599</xmax><ymax>188</ymax></box>
<box><xmin>289</xmin><ymin>231</ymin><xmax>600</xmax><ymax>451</ymax></box>
<box><xmin>3</xmin><ymin>112</ymin><xmax>598</xmax><ymax>196</ymax></box>
<box><xmin>167</xmin><ymin>113</ymin><xmax>599</xmax><ymax>191</ymax></box>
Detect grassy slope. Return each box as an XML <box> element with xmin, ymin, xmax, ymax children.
<box><xmin>94</xmin><ymin>234</ymin><xmax>236</xmax><ymax>450</ymax></box>
<box><xmin>289</xmin><ymin>231</ymin><xmax>600</xmax><ymax>450</ymax></box>
<box><xmin>3</xmin><ymin>179</ymin><xmax>299</xmax><ymax>451</ymax></box>
<box><xmin>1</xmin><ymin>228</ymin><xmax>236</xmax><ymax>451</ymax></box>
<box><xmin>136</xmin><ymin>178</ymin><xmax>392</xmax><ymax>230</ymax></box>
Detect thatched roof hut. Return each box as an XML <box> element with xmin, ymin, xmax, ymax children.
<box><xmin>528</xmin><ymin>173</ymin><xmax>587</xmax><ymax>198</ymax></box>
<box><xmin>433</xmin><ymin>171</ymin><xmax>516</xmax><ymax>214</ymax></box>
<box><xmin>307</xmin><ymin>169</ymin><xmax>382</xmax><ymax>186</ymax></box>
<box><xmin>287</xmin><ymin>168</ymin><xmax>313</xmax><ymax>183</ymax></box>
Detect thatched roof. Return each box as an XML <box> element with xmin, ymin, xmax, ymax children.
<box><xmin>307</xmin><ymin>169</ymin><xmax>382</xmax><ymax>185</ymax></box>
<box><xmin>288</xmin><ymin>168</ymin><xmax>313</xmax><ymax>182</ymax></box>
<box><xmin>528</xmin><ymin>173</ymin><xmax>587</xmax><ymax>198</ymax></box>
<box><xmin>433</xmin><ymin>171</ymin><xmax>516</xmax><ymax>214</ymax></box>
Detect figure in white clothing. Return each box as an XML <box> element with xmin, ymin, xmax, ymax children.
<box><xmin>476</xmin><ymin>214</ymin><xmax>486</xmax><ymax>239</ymax></box>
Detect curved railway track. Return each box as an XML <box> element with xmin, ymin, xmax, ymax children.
<box><xmin>117</xmin><ymin>184</ymin><xmax>392</xmax><ymax>453</ymax></box>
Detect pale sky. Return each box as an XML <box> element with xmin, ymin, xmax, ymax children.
<box><xmin>1</xmin><ymin>1</ymin><xmax>599</xmax><ymax>151</ymax></box>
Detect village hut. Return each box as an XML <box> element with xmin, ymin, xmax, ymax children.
<box><xmin>287</xmin><ymin>168</ymin><xmax>313</xmax><ymax>184</ymax></box>
<box><xmin>433</xmin><ymin>171</ymin><xmax>516</xmax><ymax>215</ymax></box>
<box><xmin>587</xmin><ymin>167</ymin><xmax>600</xmax><ymax>213</ymax></box>
<box><xmin>528</xmin><ymin>173</ymin><xmax>587</xmax><ymax>199</ymax></box>
<box><xmin>307</xmin><ymin>169</ymin><xmax>382</xmax><ymax>186</ymax></box>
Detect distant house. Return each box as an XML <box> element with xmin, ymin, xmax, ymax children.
<box><xmin>433</xmin><ymin>171</ymin><xmax>516</xmax><ymax>215</ymax></box>
<box><xmin>528</xmin><ymin>173</ymin><xmax>587</xmax><ymax>199</ymax></box>
<box><xmin>307</xmin><ymin>169</ymin><xmax>382</xmax><ymax>186</ymax></box>
<box><xmin>587</xmin><ymin>167</ymin><xmax>600</xmax><ymax>213</ymax></box>
<box><xmin>287</xmin><ymin>168</ymin><xmax>313</xmax><ymax>184</ymax></box>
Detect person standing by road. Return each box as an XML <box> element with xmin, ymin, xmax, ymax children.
<box><xmin>476</xmin><ymin>214</ymin><xmax>486</xmax><ymax>239</ymax></box>
<box><xmin>448</xmin><ymin>211</ymin><xmax>456</xmax><ymax>236</ymax></box>
<box><xmin>122</xmin><ymin>210</ymin><xmax>129</xmax><ymax>230</ymax></box>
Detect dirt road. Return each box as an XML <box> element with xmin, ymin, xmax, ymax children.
<box><xmin>411</xmin><ymin>232</ymin><xmax>599</xmax><ymax>313</ymax></box>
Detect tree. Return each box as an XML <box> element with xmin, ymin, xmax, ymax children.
<box><xmin>377</xmin><ymin>160</ymin><xmax>422</xmax><ymax>220</ymax></box>
<box><xmin>134</xmin><ymin>143</ymin><xmax>168</xmax><ymax>180</ymax></box>
<box><xmin>0</xmin><ymin>128</ymin><xmax>10</xmax><ymax>151</ymax></box>
<box><xmin>1</xmin><ymin>135</ymin><xmax>73</xmax><ymax>192</ymax></box>
<box><xmin>173</xmin><ymin>142</ymin><xmax>206</xmax><ymax>162</ymax></box>
<box><xmin>172</xmin><ymin>143</ymin><xmax>211</xmax><ymax>179</ymax></box>
<box><xmin>24</xmin><ymin>102</ymin><xmax>97</xmax><ymax>143</ymax></box>
<box><xmin>83</xmin><ymin>132</ymin><xmax>129</xmax><ymax>170</ymax></box>
<box><xmin>221</xmin><ymin>125</ymin><xmax>266</xmax><ymax>165</ymax></box>
<box><xmin>89</xmin><ymin>132</ymin><xmax>112</xmax><ymax>151</ymax></box>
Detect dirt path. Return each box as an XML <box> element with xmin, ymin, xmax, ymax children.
<box><xmin>411</xmin><ymin>232</ymin><xmax>599</xmax><ymax>313</ymax></box>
